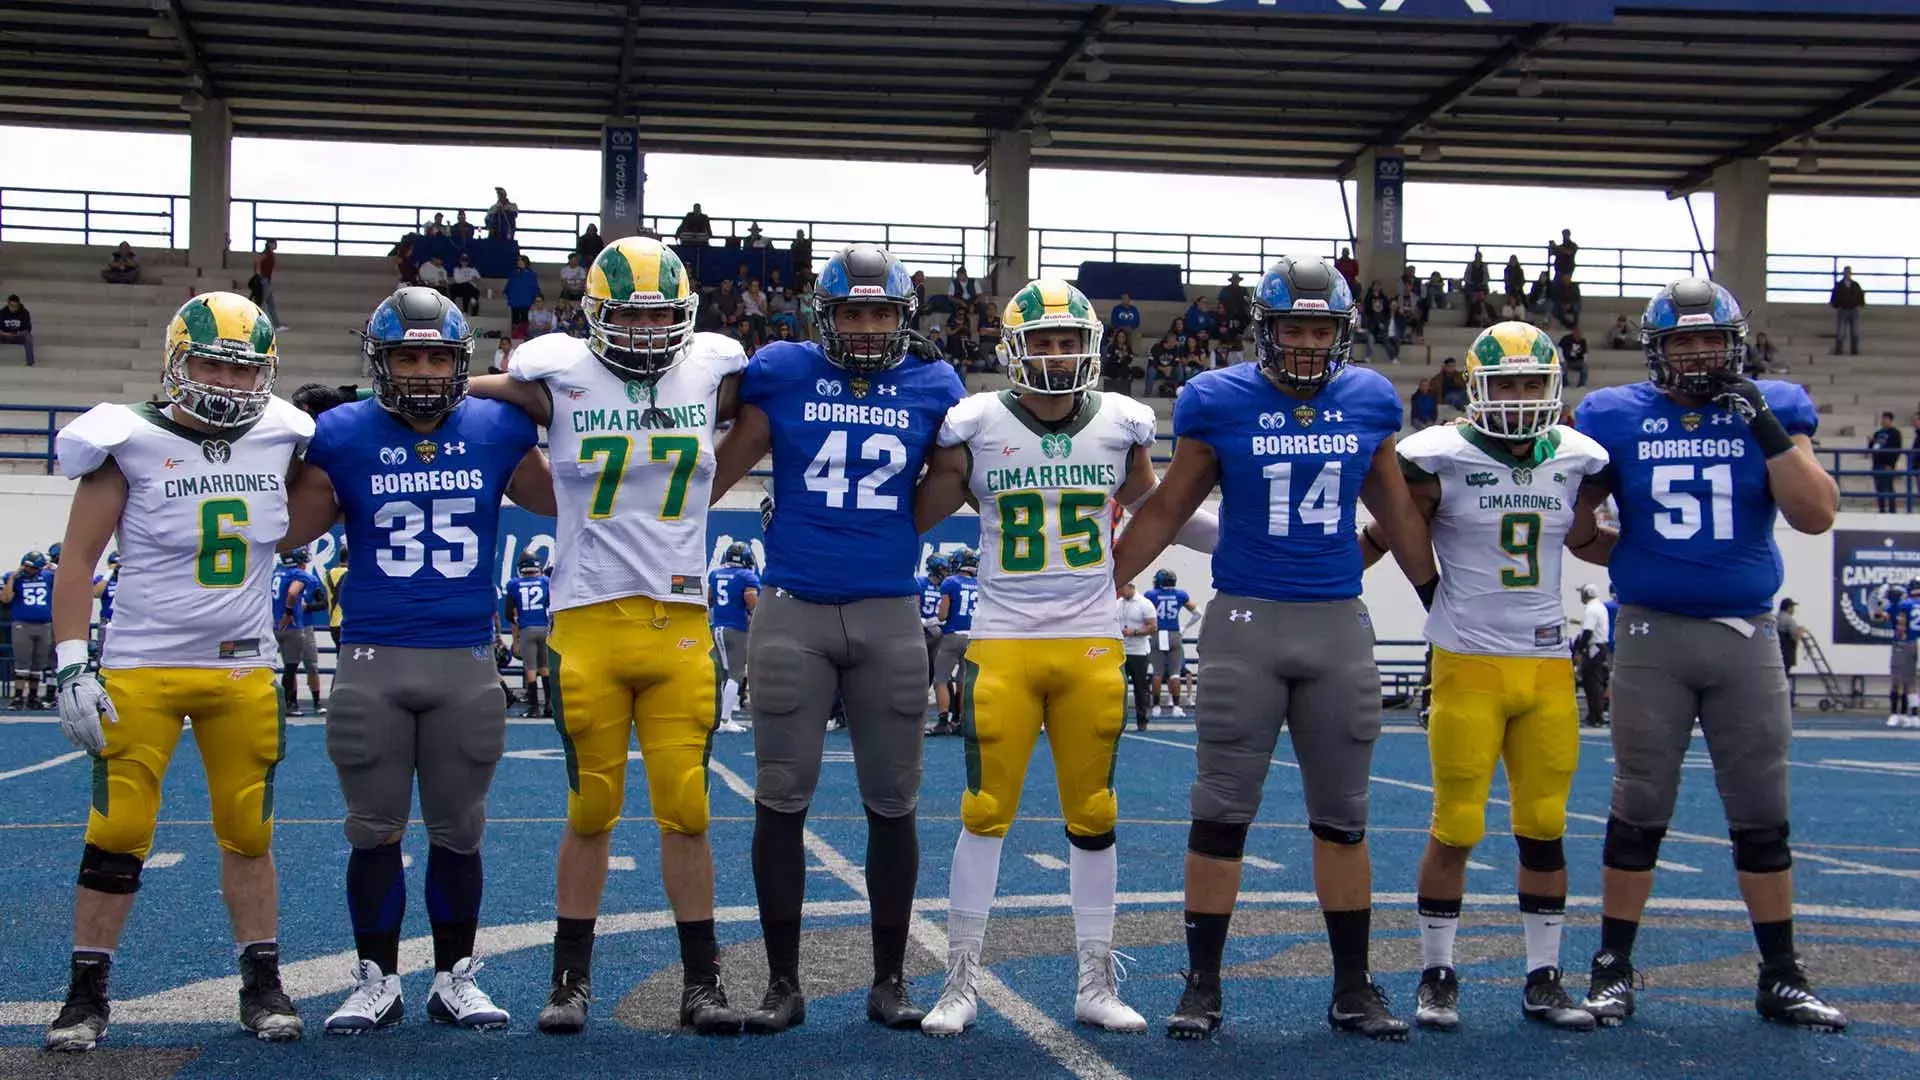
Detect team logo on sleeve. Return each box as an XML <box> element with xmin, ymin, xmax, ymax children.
<box><xmin>1040</xmin><ymin>433</ymin><xmax>1074</xmax><ymax>460</ymax></box>
<box><xmin>1292</xmin><ymin>404</ymin><xmax>1318</xmax><ymax>427</ymax></box>
<box><xmin>202</xmin><ymin>439</ymin><xmax>232</xmax><ymax>464</ymax></box>
<box><xmin>413</xmin><ymin>439</ymin><xmax>438</xmax><ymax>464</ymax></box>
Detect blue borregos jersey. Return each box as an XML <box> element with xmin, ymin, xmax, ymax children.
<box><xmin>1575</xmin><ymin>380</ymin><xmax>1817</xmax><ymax>619</ymax></box>
<box><xmin>917</xmin><ymin>575</ymin><xmax>943</xmax><ymax>620</ymax></box>
<box><xmin>508</xmin><ymin>574</ymin><xmax>552</xmax><ymax>630</ymax></box>
<box><xmin>1897</xmin><ymin>597</ymin><xmax>1920</xmax><ymax>643</ymax></box>
<box><xmin>1145</xmin><ymin>587</ymin><xmax>1189</xmax><ymax>630</ymax></box>
<box><xmin>270</xmin><ymin>566</ymin><xmax>316</xmax><ymax>626</ymax></box>
<box><xmin>742</xmin><ymin>340</ymin><xmax>964</xmax><ymax>602</ymax></box>
<box><xmin>1174</xmin><ymin>363</ymin><xmax>1402</xmax><ymax>602</ymax></box>
<box><xmin>708</xmin><ymin>566</ymin><xmax>759</xmax><ymax>632</ymax></box>
<box><xmin>941</xmin><ymin>574</ymin><xmax>979</xmax><ymax>633</ymax></box>
<box><xmin>98</xmin><ymin>573</ymin><xmax>119</xmax><ymax>623</ymax></box>
<box><xmin>7</xmin><ymin>569</ymin><xmax>53</xmax><ymax>623</ymax></box>
<box><xmin>1604</xmin><ymin>598</ymin><xmax>1619</xmax><ymax>649</ymax></box>
<box><xmin>307</xmin><ymin>397</ymin><xmax>539</xmax><ymax>648</ymax></box>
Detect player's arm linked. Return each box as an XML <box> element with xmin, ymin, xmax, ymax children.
<box><xmin>1112</xmin><ymin>437</ymin><xmax>1218</xmax><ymax>586</ymax></box>
<box><xmin>281</xmin><ymin>461</ymin><xmax>340</xmax><ymax>551</ymax></box>
<box><xmin>1566</xmin><ymin>478</ymin><xmax>1617</xmax><ymax>565</ymax></box>
<box><xmin>468</xmin><ymin>373</ymin><xmax>553</xmax><ymax>428</ymax></box>
<box><xmin>1358</xmin><ymin>437</ymin><xmax>1439</xmax><ymax>607</ymax></box>
<box><xmin>506</xmin><ymin>447</ymin><xmax>557</xmax><ymax>516</ymax></box>
<box><xmin>913</xmin><ymin>443</ymin><xmax>974</xmax><ymax>533</ymax></box>
<box><xmin>1364</xmin><ymin>468</ymin><xmax>1439</xmax><ymax>571</ymax></box>
<box><xmin>709</xmin><ymin>403</ymin><xmax>772</xmax><ymax>506</ymax></box>
<box><xmin>1119</xmin><ymin>442</ymin><xmax>1220</xmax><ymax>555</ymax></box>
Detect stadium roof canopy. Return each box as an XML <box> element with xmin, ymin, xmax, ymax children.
<box><xmin>6</xmin><ymin>0</ymin><xmax>1920</xmax><ymax>196</ymax></box>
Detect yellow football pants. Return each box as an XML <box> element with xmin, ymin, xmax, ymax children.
<box><xmin>1427</xmin><ymin>647</ymin><xmax>1580</xmax><ymax>848</ymax></box>
<box><xmin>960</xmin><ymin>637</ymin><xmax>1127</xmax><ymax>840</ymax></box>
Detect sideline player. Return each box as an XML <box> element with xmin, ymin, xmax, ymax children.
<box><xmin>707</xmin><ymin>541</ymin><xmax>758</xmax><ymax>734</ymax></box>
<box><xmin>707</xmin><ymin>243</ymin><xmax>963</xmax><ymax>1032</ymax></box>
<box><xmin>469</xmin><ymin>236</ymin><xmax>748</xmax><ymax>1035</ymax></box>
<box><xmin>91</xmin><ymin>551</ymin><xmax>122</xmax><ymax>656</ymax></box>
<box><xmin>506</xmin><ymin>553</ymin><xmax>555</xmax><ymax>719</ymax></box>
<box><xmin>1117</xmin><ymin>580</ymin><xmax>1157</xmax><ymax>730</ymax></box>
<box><xmin>1143</xmin><ymin>568</ymin><xmax>1199</xmax><ymax>716</ymax></box>
<box><xmin>270</xmin><ymin>548</ymin><xmax>324</xmax><ymax>716</ymax></box>
<box><xmin>1573</xmin><ymin>278</ymin><xmax>1846</xmax><ymax>1030</ymax></box>
<box><xmin>1114</xmin><ymin>255</ymin><xmax>1438</xmax><ymax>1041</ymax></box>
<box><xmin>46</xmin><ymin>291</ymin><xmax>309</xmax><ymax>1049</ymax></box>
<box><xmin>912</xmin><ymin>278</ymin><xmax>1218</xmax><ymax>1036</ymax></box>
<box><xmin>1887</xmin><ymin>582</ymin><xmax>1920</xmax><ymax>728</ymax></box>
<box><xmin>4</xmin><ymin>550</ymin><xmax>54</xmax><ymax>708</ymax></box>
<box><xmin>918</xmin><ymin>552</ymin><xmax>947</xmax><ymax>693</ymax></box>
<box><xmin>285</xmin><ymin>287</ymin><xmax>551</xmax><ymax>1032</ymax></box>
<box><xmin>324</xmin><ymin>540</ymin><xmax>349</xmax><ymax>650</ymax></box>
<box><xmin>1379</xmin><ymin>322</ymin><xmax>1609</xmax><ymax>1032</ymax></box>
<box><xmin>931</xmin><ymin>551</ymin><xmax>980</xmax><ymax>734</ymax></box>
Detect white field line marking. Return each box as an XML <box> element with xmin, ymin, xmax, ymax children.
<box><xmin>1026</xmin><ymin>852</ymin><xmax>1068</xmax><ymax>871</ymax></box>
<box><xmin>146</xmin><ymin>852</ymin><xmax>184</xmax><ymax>869</ymax></box>
<box><xmin>1241</xmin><ymin>855</ymin><xmax>1283</xmax><ymax>871</ymax></box>
<box><xmin>0</xmin><ymin>750</ymin><xmax>84</xmax><ymax>781</ymax></box>
<box><xmin>608</xmin><ymin>855</ymin><xmax>636</xmax><ymax>872</ymax></box>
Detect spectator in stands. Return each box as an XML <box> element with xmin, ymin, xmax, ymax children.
<box><xmin>1147</xmin><ymin>333</ymin><xmax>1179</xmax><ymax>397</ymax></box>
<box><xmin>1166</xmin><ymin>315</ymin><xmax>1189</xmax><ymax>352</ymax></box>
<box><xmin>1178</xmin><ymin>338</ymin><xmax>1209</xmax><ymax>384</ymax></box>
<box><xmin>1335</xmin><ymin>247</ymin><xmax>1360</xmax><ymax>292</ymax></box>
<box><xmin>254</xmin><ymin>239</ymin><xmax>286</xmax><ymax>331</ymax></box>
<box><xmin>791</xmin><ymin>231</ymin><xmax>814</xmax><ymax>288</ymax></box>
<box><xmin>949</xmin><ymin>267</ymin><xmax>978</xmax><ymax>312</ymax></box>
<box><xmin>1550</xmin><ymin>228</ymin><xmax>1578</xmax><ymax>284</ymax></box>
<box><xmin>557</xmin><ymin>298</ymin><xmax>587</xmax><ymax>339</ymax></box>
<box><xmin>0</xmin><ymin>295</ymin><xmax>33</xmax><ymax>367</ymax></box>
<box><xmin>526</xmin><ymin>296</ymin><xmax>557</xmax><ymax>338</ymax></box>
<box><xmin>1464</xmin><ymin>250</ymin><xmax>1492</xmax><ymax>327</ymax></box>
<box><xmin>1396</xmin><ymin>272</ymin><xmax>1424</xmax><ymax>343</ymax></box>
<box><xmin>450</xmin><ymin>252</ymin><xmax>482</xmax><ymax>316</ymax></box>
<box><xmin>575</xmin><ymin>223</ymin><xmax>604</xmax><ymax>264</ymax></box>
<box><xmin>977</xmin><ymin>302</ymin><xmax>1003</xmax><ymax>365</ymax></box>
<box><xmin>1363</xmin><ymin>287</ymin><xmax>1392</xmax><ymax>362</ymax></box>
<box><xmin>712</xmin><ymin>277</ymin><xmax>744</xmax><ymax>339</ymax></box>
<box><xmin>416</xmin><ymin>254</ymin><xmax>451</xmax><ymax>297</ymax></box>
<box><xmin>1505</xmin><ymin>256</ymin><xmax>1528</xmax><ymax>308</ymax></box>
<box><xmin>1558</xmin><ymin>324</ymin><xmax>1590</xmax><ymax>388</ymax></box>
<box><xmin>1438</xmin><ymin>356</ymin><xmax>1469</xmax><ymax>412</ymax></box>
<box><xmin>505</xmin><ymin>254</ymin><xmax>540</xmax><ymax>334</ymax></box>
<box><xmin>742</xmin><ymin>279</ymin><xmax>770</xmax><ymax>350</ymax></box>
<box><xmin>1499</xmin><ymin>292</ymin><xmax>1524</xmax><ymax>323</ymax></box>
<box><xmin>746</xmin><ymin>222</ymin><xmax>769</xmax><ymax>249</ymax></box>
<box><xmin>676</xmin><ymin>204</ymin><xmax>713</xmax><ymax>244</ymax></box>
<box><xmin>770</xmin><ymin>286</ymin><xmax>799</xmax><ymax>334</ymax></box>
<box><xmin>926</xmin><ymin>323</ymin><xmax>951</xmax><ymax>362</ymax></box>
<box><xmin>1218</xmin><ymin>272</ymin><xmax>1251</xmax><ymax>326</ymax></box>
<box><xmin>1424</xmin><ymin>270</ymin><xmax>1448</xmax><ymax>311</ymax></box>
<box><xmin>423</xmin><ymin>213</ymin><xmax>449</xmax><ymax>238</ymax></box>
<box><xmin>391</xmin><ymin>237</ymin><xmax>419</xmax><ymax>286</ymax></box>
<box><xmin>1871</xmin><ymin>412</ymin><xmax>1904</xmax><ymax>513</ymax></box>
<box><xmin>101</xmin><ymin>242</ymin><xmax>140</xmax><ymax>284</ymax></box>
<box><xmin>1747</xmin><ymin>330</ymin><xmax>1776</xmax><ymax>374</ymax></box>
<box><xmin>451</xmin><ymin>210</ymin><xmax>476</xmax><ymax>243</ymax></box>
<box><xmin>559</xmin><ymin>253</ymin><xmax>588</xmax><ymax>302</ymax></box>
<box><xmin>1101</xmin><ymin>330</ymin><xmax>1135</xmax><ymax>393</ymax></box>
<box><xmin>1183</xmin><ymin>295</ymin><xmax>1218</xmax><ymax>339</ymax></box>
<box><xmin>1831</xmin><ymin>266</ymin><xmax>1865</xmax><ymax>355</ymax></box>
<box><xmin>909</xmin><ymin>271</ymin><xmax>929</xmax><ymax>329</ymax></box>
<box><xmin>1608</xmin><ymin>312</ymin><xmax>1634</xmax><ymax>350</ymax></box>
<box><xmin>1110</xmin><ymin>293</ymin><xmax>1141</xmax><ymax>336</ymax></box>
<box><xmin>486</xmin><ymin>187</ymin><xmax>518</xmax><ymax>240</ymax></box>
<box><xmin>1410</xmin><ymin>370</ymin><xmax>1441</xmax><ymax>429</ymax></box>
<box><xmin>489</xmin><ymin>336</ymin><xmax>514</xmax><ymax>375</ymax></box>
<box><xmin>1553</xmin><ymin>277</ymin><xmax>1582</xmax><ymax>329</ymax></box>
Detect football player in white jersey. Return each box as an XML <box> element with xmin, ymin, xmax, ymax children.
<box><xmin>45</xmin><ymin>291</ymin><xmax>311</xmax><ymax>1050</ymax></box>
<box><xmin>912</xmin><ymin>279</ymin><xmax>1216</xmax><ymax>1036</ymax></box>
<box><xmin>467</xmin><ymin>236</ymin><xmax>748</xmax><ymax>1035</ymax></box>
<box><xmin>1374</xmin><ymin>322</ymin><xmax>1613</xmax><ymax>1032</ymax></box>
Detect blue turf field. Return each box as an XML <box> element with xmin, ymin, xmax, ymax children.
<box><xmin>0</xmin><ymin>707</ymin><xmax>1916</xmax><ymax>1079</ymax></box>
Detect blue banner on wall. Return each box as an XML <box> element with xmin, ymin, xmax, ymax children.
<box><xmin>1373</xmin><ymin>153</ymin><xmax>1404</xmax><ymax>247</ymax></box>
<box><xmin>1053</xmin><ymin>0</ymin><xmax>1616</xmax><ymax>21</ymax></box>
<box><xmin>1830</xmin><ymin>528</ymin><xmax>1920</xmax><ymax>645</ymax></box>
<box><xmin>601</xmin><ymin>124</ymin><xmax>642</xmax><ymax>240</ymax></box>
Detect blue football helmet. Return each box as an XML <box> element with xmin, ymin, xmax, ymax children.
<box><xmin>18</xmin><ymin>550</ymin><xmax>47</xmax><ymax>575</ymax></box>
<box><xmin>812</xmin><ymin>243</ymin><xmax>917</xmax><ymax>374</ymax></box>
<box><xmin>1252</xmin><ymin>255</ymin><xmax>1356</xmax><ymax>390</ymax></box>
<box><xmin>1154</xmin><ymin>568</ymin><xmax>1176</xmax><ymax>589</ymax></box>
<box><xmin>363</xmin><ymin>286</ymin><xmax>475</xmax><ymax>420</ymax></box>
<box><xmin>723</xmin><ymin>541</ymin><xmax>753</xmax><ymax>569</ymax></box>
<box><xmin>280</xmin><ymin>548</ymin><xmax>310</xmax><ymax>567</ymax></box>
<box><xmin>924</xmin><ymin>552</ymin><xmax>947</xmax><ymax>577</ymax></box>
<box><xmin>1641</xmin><ymin>277</ymin><xmax>1747</xmax><ymax>397</ymax></box>
<box><xmin>517</xmin><ymin>552</ymin><xmax>541</xmax><ymax>574</ymax></box>
<box><xmin>107</xmin><ymin>551</ymin><xmax>120</xmax><ymax>567</ymax></box>
<box><xmin>47</xmin><ymin>542</ymin><xmax>61</xmax><ymax>563</ymax></box>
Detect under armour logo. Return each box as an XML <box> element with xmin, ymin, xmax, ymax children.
<box><xmin>353</xmin><ymin>647</ymin><xmax>376</xmax><ymax>660</ymax></box>
<box><xmin>379</xmin><ymin>446</ymin><xmax>408</xmax><ymax>466</ymax></box>
<box><xmin>1627</xmin><ymin>623</ymin><xmax>1651</xmax><ymax>636</ymax></box>
<box><xmin>1321</xmin><ymin>410</ymin><xmax>1344</xmax><ymax>423</ymax></box>
<box><xmin>1710</xmin><ymin>413</ymin><xmax>1737</xmax><ymax>426</ymax></box>
<box><xmin>1229</xmin><ymin>609</ymin><xmax>1252</xmax><ymax>622</ymax></box>
<box><xmin>442</xmin><ymin>441</ymin><xmax>467</xmax><ymax>455</ymax></box>
<box><xmin>875</xmin><ymin>383</ymin><xmax>899</xmax><ymax>396</ymax></box>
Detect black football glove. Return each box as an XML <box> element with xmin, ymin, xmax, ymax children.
<box><xmin>1415</xmin><ymin>577</ymin><xmax>1439</xmax><ymax>612</ymax></box>
<box><xmin>1709</xmin><ymin>372</ymin><xmax>1795</xmax><ymax>458</ymax></box>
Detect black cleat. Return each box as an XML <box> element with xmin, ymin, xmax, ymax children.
<box><xmin>238</xmin><ymin>943</ymin><xmax>303</xmax><ymax>1042</ymax></box>
<box><xmin>1328</xmin><ymin>978</ymin><xmax>1409</xmax><ymax>1041</ymax></box>
<box><xmin>681</xmin><ymin>979</ymin><xmax>744</xmax><ymax>1035</ymax></box>
<box><xmin>1523</xmin><ymin>967</ymin><xmax>1597</xmax><ymax>1031</ymax></box>
<box><xmin>867</xmin><ymin>973</ymin><xmax>926</xmax><ymax>1029</ymax></box>
<box><xmin>1414</xmin><ymin>966</ymin><xmax>1460</xmax><ymax>1032</ymax></box>
<box><xmin>536</xmin><ymin>971</ymin><xmax>591</xmax><ymax>1034</ymax></box>
<box><xmin>1757</xmin><ymin>960</ymin><xmax>1848</xmax><ymax>1031</ymax></box>
<box><xmin>744</xmin><ymin>976</ymin><xmax>805</xmax><ymax>1034</ymax></box>
<box><xmin>44</xmin><ymin>955</ymin><xmax>111</xmax><ymax>1052</ymax></box>
<box><xmin>1581</xmin><ymin>951</ymin><xmax>1637</xmax><ymax>1027</ymax></box>
<box><xmin>1166</xmin><ymin>970</ymin><xmax>1222</xmax><ymax>1039</ymax></box>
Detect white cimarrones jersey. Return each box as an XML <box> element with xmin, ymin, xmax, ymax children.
<box><xmin>55</xmin><ymin>398</ymin><xmax>313</xmax><ymax>670</ymax></box>
<box><xmin>1398</xmin><ymin>422</ymin><xmax>1609</xmax><ymax>657</ymax></box>
<box><xmin>941</xmin><ymin>389</ymin><xmax>1157</xmax><ymax>639</ymax></box>
<box><xmin>510</xmin><ymin>331</ymin><xmax>746</xmax><ymax>612</ymax></box>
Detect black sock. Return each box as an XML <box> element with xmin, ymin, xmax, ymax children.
<box><xmin>310</xmin><ymin>685</ymin><xmax>323</xmax><ymax>708</ymax></box>
<box><xmin>346</xmin><ymin>843</ymin><xmax>407</xmax><ymax>975</ymax></box>
<box><xmin>753</xmin><ymin>802</ymin><xmax>808</xmax><ymax>982</ymax></box>
<box><xmin>1599</xmin><ymin>915</ymin><xmax>1639</xmax><ymax>960</ymax></box>
<box><xmin>281</xmin><ymin>671</ymin><xmax>297</xmax><ymax>708</ymax></box>
<box><xmin>1184</xmin><ymin>910</ymin><xmax>1231</xmax><ymax>975</ymax></box>
<box><xmin>425</xmin><ymin>845</ymin><xmax>483</xmax><ymax>973</ymax></box>
<box><xmin>865</xmin><ymin>806</ymin><xmax>918</xmax><ymax>982</ymax></box>
<box><xmin>1323</xmin><ymin>907</ymin><xmax>1372</xmax><ymax>985</ymax></box>
<box><xmin>1753</xmin><ymin>919</ymin><xmax>1796</xmax><ymax>970</ymax></box>
<box><xmin>553</xmin><ymin>916</ymin><xmax>596</xmax><ymax>980</ymax></box>
<box><xmin>677</xmin><ymin>919</ymin><xmax>719</xmax><ymax>985</ymax></box>
<box><xmin>543</xmin><ymin>675</ymin><xmax>556</xmax><ymax>713</ymax></box>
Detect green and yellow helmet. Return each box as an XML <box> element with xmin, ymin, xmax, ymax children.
<box><xmin>582</xmin><ymin>236</ymin><xmax>698</xmax><ymax>379</ymax></box>
<box><xmin>1000</xmin><ymin>279</ymin><xmax>1103</xmax><ymax>395</ymax></box>
<box><xmin>1464</xmin><ymin>320</ymin><xmax>1563</xmax><ymax>440</ymax></box>
<box><xmin>162</xmin><ymin>291</ymin><xmax>278</xmax><ymax>429</ymax></box>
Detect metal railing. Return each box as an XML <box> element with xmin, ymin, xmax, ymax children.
<box><xmin>0</xmin><ymin>188</ymin><xmax>186</xmax><ymax>249</ymax></box>
<box><xmin>1823</xmin><ymin>446</ymin><xmax>1920</xmax><ymax>512</ymax></box>
<box><xmin>1035</xmin><ymin>227</ymin><xmax>1348</xmax><ymax>288</ymax></box>
<box><xmin>0</xmin><ymin>404</ymin><xmax>93</xmax><ymax>475</ymax></box>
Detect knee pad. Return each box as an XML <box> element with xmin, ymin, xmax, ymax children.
<box><xmin>1509</xmin><ymin>795</ymin><xmax>1569</xmax><ymax>846</ymax></box>
<box><xmin>343</xmin><ymin>810</ymin><xmax>411</xmax><ymax>852</ymax></box>
<box><xmin>644</xmin><ymin>748</ymin><xmax>711</xmax><ymax>837</ymax></box>
<box><xmin>1311</xmin><ymin>822</ymin><xmax>1367</xmax><ymax>846</ymax></box>
<box><xmin>1188</xmin><ymin>819</ymin><xmax>1249</xmax><ymax>860</ymax></box>
<box><xmin>1602</xmin><ymin>817</ymin><xmax>1666</xmax><ymax>872</ymax></box>
<box><xmin>1430</xmin><ymin>801</ymin><xmax>1488</xmax><ymax>850</ymax></box>
<box><xmin>422</xmin><ymin>806</ymin><xmax>487</xmax><ymax>856</ymax></box>
<box><xmin>77</xmin><ymin>844</ymin><xmax>143</xmax><ymax>895</ymax></box>
<box><xmin>1515</xmin><ymin>834</ymin><xmax>1567</xmax><ymax>873</ymax></box>
<box><xmin>1063</xmin><ymin>787</ymin><xmax>1118</xmax><ymax>842</ymax></box>
<box><xmin>566</xmin><ymin>767</ymin><xmax>625</xmax><ymax>837</ymax></box>
<box><xmin>1067</xmin><ymin>827</ymin><xmax>1116</xmax><ymax>852</ymax></box>
<box><xmin>212</xmin><ymin>772</ymin><xmax>277</xmax><ymax>858</ymax></box>
<box><xmin>960</xmin><ymin>790</ymin><xmax>1014</xmax><ymax>839</ymax></box>
<box><xmin>1731</xmin><ymin>823</ymin><xmax>1793</xmax><ymax>874</ymax></box>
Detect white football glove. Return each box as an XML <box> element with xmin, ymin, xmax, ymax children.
<box><xmin>53</xmin><ymin>640</ymin><xmax>116</xmax><ymax>754</ymax></box>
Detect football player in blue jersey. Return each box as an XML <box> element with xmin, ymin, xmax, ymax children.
<box><xmin>4</xmin><ymin>550</ymin><xmax>55</xmax><ymax>708</ymax></box>
<box><xmin>505</xmin><ymin>553</ymin><xmax>554</xmax><ymax>719</ymax></box>
<box><xmin>707</xmin><ymin>541</ymin><xmax>760</xmax><ymax>734</ymax></box>
<box><xmin>90</xmin><ymin>551</ymin><xmax>120</xmax><ymax>656</ymax></box>
<box><xmin>1116</xmin><ymin>255</ymin><xmax>1438</xmax><ymax>1041</ymax></box>
<box><xmin>709</xmin><ymin>243</ymin><xmax>964</xmax><ymax>1032</ymax></box>
<box><xmin>1143</xmin><ymin>568</ymin><xmax>1201</xmax><ymax>716</ymax></box>
<box><xmin>917</xmin><ymin>551</ymin><xmax>948</xmax><ymax>707</ymax></box>
<box><xmin>270</xmin><ymin>549</ymin><xmax>324</xmax><ymax>716</ymax></box>
<box><xmin>1886</xmin><ymin>582</ymin><xmax>1920</xmax><ymax>728</ymax></box>
<box><xmin>1572</xmin><ymin>278</ymin><xmax>1845</xmax><ymax>1030</ymax></box>
<box><xmin>932</xmin><ymin>549</ymin><xmax>981</xmax><ymax>734</ymax></box>
<box><xmin>284</xmin><ymin>286</ymin><xmax>554</xmax><ymax>1034</ymax></box>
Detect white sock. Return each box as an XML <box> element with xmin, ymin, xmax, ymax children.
<box><xmin>1906</xmin><ymin>691</ymin><xmax>1916</xmax><ymax>714</ymax></box>
<box><xmin>1522</xmin><ymin>906</ymin><xmax>1565</xmax><ymax>975</ymax></box>
<box><xmin>1069</xmin><ymin>843</ymin><xmax>1118</xmax><ymax>948</ymax></box>
<box><xmin>948</xmin><ymin>831</ymin><xmax>1005</xmax><ymax>949</ymax></box>
<box><xmin>1419</xmin><ymin>910</ymin><xmax>1459</xmax><ymax>971</ymax></box>
<box><xmin>721</xmin><ymin>678</ymin><xmax>739</xmax><ymax>721</ymax></box>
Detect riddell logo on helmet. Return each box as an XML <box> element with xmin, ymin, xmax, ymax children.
<box><xmin>848</xmin><ymin>285</ymin><xmax>886</xmax><ymax>297</ymax></box>
<box><xmin>402</xmin><ymin>328</ymin><xmax>440</xmax><ymax>339</ymax></box>
<box><xmin>1291</xmin><ymin>299</ymin><xmax>1330</xmax><ymax>311</ymax></box>
<box><xmin>1675</xmin><ymin>313</ymin><xmax>1715</xmax><ymax>325</ymax></box>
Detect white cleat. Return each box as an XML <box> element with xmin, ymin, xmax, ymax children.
<box><xmin>1889</xmin><ymin>714</ymin><xmax>1906</xmax><ymax>729</ymax></box>
<box><xmin>920</xmin><ymin>945</ymin><xmax>982</xmax><ymax>1037</ymax></box>
<box><xmin>716</xmin><ymin>720</ymin><xmax>748</xmax><ymax>734</ymax></box>
<box><xmin>325</xmin><ymin>959</ymin><xmax>404</xmax><ymax>1035</ymax></box>
<box><xmin>1073</xmin><ymin>943</ymin><xmax>1146</xmax><ymax>1032</ymax></box>
<box><xmin>427</xmin><ymin>957</ymin><xmax>510</xmax><ymax>1029</ymax></box>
